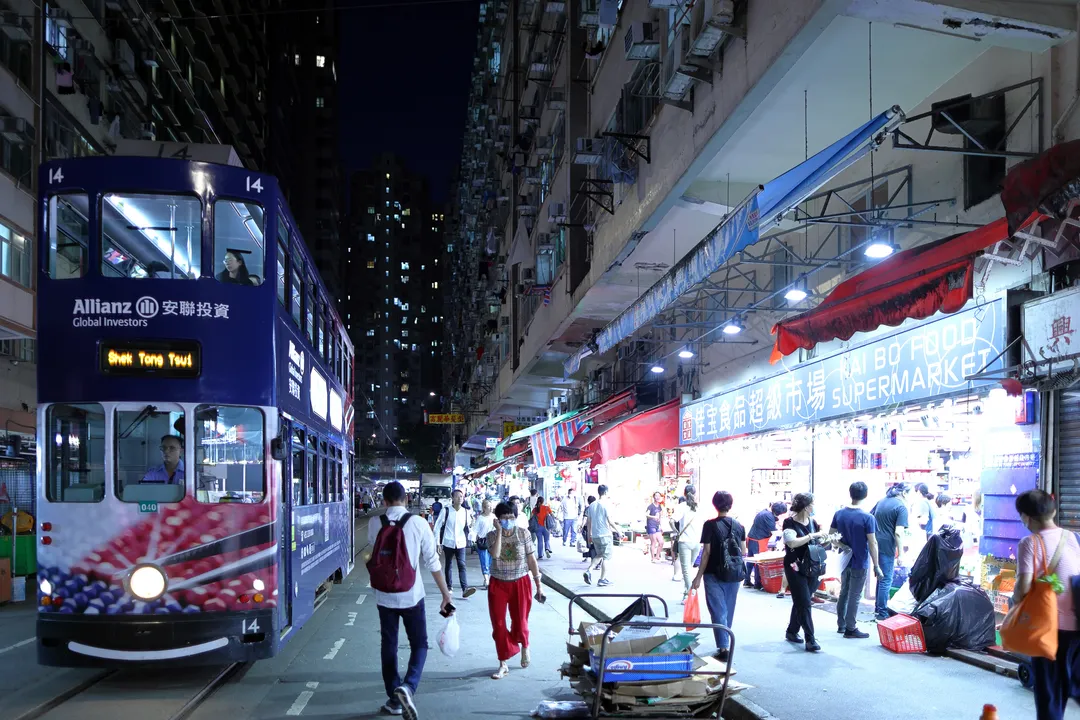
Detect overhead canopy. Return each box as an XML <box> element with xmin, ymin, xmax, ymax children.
<box><xmin>464</xmin><ymin>451</ymin><xmax>529</xmax><ymax>479</ymax></box>
<box><xmin>769</xmin><ymin>218</ymin><xmax>1017</xmax><ymax>363</ymax></box>
<box><xmin>570</xmin><ymin>400</ymin><xmax>681</xmax><ymax>466</ymax></box>
<box><xmin>564</xmin><ymin>107</ymin><xmax>904</xmax><ymax>376</ymax></box>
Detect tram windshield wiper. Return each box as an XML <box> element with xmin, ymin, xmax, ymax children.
<box><xmin>119</xmin><ymin>404</ymin><xmax>158</xmax><ymax>439</ymax></box>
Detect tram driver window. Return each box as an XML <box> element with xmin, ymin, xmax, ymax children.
<box><xmin>115</xmin><ymin>406</ymin><xmax>186</xmax><ymax>504</ymax></box>
<box><xmin>101</xmin><ymin>194</ymin><xmax>201</xmax><ymax>279</ymax></box>
<box><xmin>46</xmin><ymin>194</ymin><xmax>90</xmax><ymax>279</ymax></box>
<box><xmin>45</xmin><ymin>403</ymin><xmax>105</xmax><ymax>502</ymax></box>
<box><xmin>195</xmin><ymin>406</ymin><xmax>265</xmax><ymax>503</ymax></box>
<box><xmin>214</xmin><ymin>199</ymin><xmax>265</xmax><ymax>286</ymax></box>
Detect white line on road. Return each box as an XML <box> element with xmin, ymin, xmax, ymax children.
<box><xmin>355</xmin><ymin>594</ymin><xmax>366</xmax><ymax>605</ymax></box>
<box><xmin>323</xmin><ymin>638</ymin><xmax>346</xmax><ymax>660</ymax></box>
<box><xmin>346</xmin><ymin>612</ymin><xmax>358</xmax><ymax>627</ymax></box>
<box><xmin>285</xmin><ymin>682</ymin><xmax>319</xmax><ymax>716</ymax></box>
<box><xmin>0</xmin><ymin>638</ymin><xmax>33</xmax><ymax>656</ymax></box>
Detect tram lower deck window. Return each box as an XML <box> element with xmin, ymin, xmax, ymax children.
<box><xmin>195</xmin><ymin>405</ymin><xmax>265</xmax><ymax>504</ymax></box>
<box><xmin>45</xmin><ymin>403</ymin><xmax>105</xmax><ymax>502</ymax></box>
<box><xmin>115</xmin><ymin>406</ymin><xmax>186</xmax><ymax>504</ymax></box>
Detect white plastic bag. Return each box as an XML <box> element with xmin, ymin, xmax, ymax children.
<box><xmin>437</xmin><ymin>614</ymin><xmax>460</xmax><ymax>657</ymax></box>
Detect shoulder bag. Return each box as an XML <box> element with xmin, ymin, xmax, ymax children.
<box><xmin>1002</xmin><ymin>531</ymin><xmax>1067</xmax><ymax>660</ymax></box>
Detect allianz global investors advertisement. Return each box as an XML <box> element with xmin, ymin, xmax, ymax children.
<box><xmin>71</xmin><ymin>296</ymin><xmax>232</xmax><ymax>327</ymax></box>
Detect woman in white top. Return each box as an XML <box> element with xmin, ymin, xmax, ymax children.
<box><xmin>473</xmin><ymin>500</ymin><xmax>497</xmax><ymax>588</ymax></box>
<box><xmin>673</xmin><ymin>488</ymin><xmax>703</xmax><ymax>600</ymax></box>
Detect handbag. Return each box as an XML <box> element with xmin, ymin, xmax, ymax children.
<box><xmin>1001</xmin><ymin>531</ymin><xmax>1067</xmax><ymax>660</ymax></box>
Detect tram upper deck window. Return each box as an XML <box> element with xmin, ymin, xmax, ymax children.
<box><xmin>47</xmin><ymin>194</ymin><xmax>90</xmax><ymax>279</ymax></box>
<box><xmin>45</xmin><ymin>403</ymin><xmax>105</xmax><ymax>502</ymax></box>
<box><xmin>194</xmin><ymin>406</ymin><xmax>265</xmax><ymax>504</ymax></box>
<box><xmin>215</xmin><ymin>199</ymin><xmax>265</xmax><ymax>286</ymax></box>
<box><xmin>115</xmin><ymin>406</ymin><xmax>186</xmax><ymax>504</ymax></box>
<box><xmin>290</xmin><ymin>258</ymin><xmax>303</xmax><ymax>327</ymax></box>
<box><xmin>101</xmin><ymin>194</ymin><xmax>200</xmax><ymax>279</ymax></box>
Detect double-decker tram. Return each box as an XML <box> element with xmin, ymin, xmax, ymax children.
<box><xmin>34</xmin><ymin>144</ymin><xmax>355</xmax><ymax>666</ymax></box>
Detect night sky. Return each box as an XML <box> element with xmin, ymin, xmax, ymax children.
<box><xmin>337</xmin><ymin>0</ymin><xmax>481</xmax><ymax>203</ymax></box>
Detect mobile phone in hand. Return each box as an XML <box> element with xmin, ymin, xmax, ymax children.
<box><xmin>440</xmin><ymin>602</ymin><xmax>456</xmax><ymax>617</ymax></box>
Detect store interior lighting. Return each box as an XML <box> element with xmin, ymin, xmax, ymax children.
<box><xmin>865</xmin><ymin>239</ymin><xmax>899</xmax><ymax>259</ymax></box>
<box><xmin>678</xmin><ymin>348</ymin><xmax>694</xmax><ymax>359</ymax></box>
<box><xmin>650</xmin><ymin>363</ymin><xmax>665</xmax><ymax>374</ymax></box>
<box><xmin>784</xmin><ymin>277</ymin><xmax>809</xmax><ymax>304</ymax></box>
<box><xmin>722</xmin><ymin>318</ymin><xmax>744</xmax><ymax>335</ymax></box>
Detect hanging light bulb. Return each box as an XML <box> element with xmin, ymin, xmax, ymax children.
<box><xmin>865</xmin><ymin>239</ymin><xmax>899</xmax><ymax>259</ymax></box>
<box><xmin>678</xmin><ymin>348</ymin><xmax>694</xmax><ymax>359</ymax></box>
<box><xmin>722</xmin><ymin>318</ymin><xmax>744</xmax><ymax>335</ymax></box>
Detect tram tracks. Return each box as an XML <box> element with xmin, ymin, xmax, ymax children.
<box><xmin>15</xmin><ymin>662</ymin><xmax>247</xmax><ymax>720</ymax></box>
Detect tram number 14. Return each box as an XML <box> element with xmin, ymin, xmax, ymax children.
<box><xmin>242</xmin><ymin>618</ymin><xmax>261</xmax><ymax>635</ymax></box>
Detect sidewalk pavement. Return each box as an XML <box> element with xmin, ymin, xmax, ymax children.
<box><xmin>535</xmin><ymin>536</ymin><xmax>1079</xmax><ymax>720</ymax></box>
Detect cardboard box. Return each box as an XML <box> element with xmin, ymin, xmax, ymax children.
<box><xmin>0</xmin><ymin>558</ymin><xmax>10</xmax><ymax>604</ymax></box>
<box><xmin>589</xmin><ymin>635</ymin><xmax>693</xmax><ymax>682</ymax></box>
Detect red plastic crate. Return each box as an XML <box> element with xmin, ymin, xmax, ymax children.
<box><xmin>759</xmin><ymin>559</ymin><xmax>785</xmax><ymax>594</ymax></box>
<box><xmin>877</xmin><ymin>614</ymin><xmax>926</xmax><ymax>654</ymax></box>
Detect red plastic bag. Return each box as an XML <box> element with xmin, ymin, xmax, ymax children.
<box><xmin>684</xmin><ymin>589</ymin><xmax>701</xmax><ymax>630</ymax></box>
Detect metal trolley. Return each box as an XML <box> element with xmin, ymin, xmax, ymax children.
<box><xmin>567</xmin><ymin>593</ymin><xmax>736</xmax><ymax>719</ymax></box>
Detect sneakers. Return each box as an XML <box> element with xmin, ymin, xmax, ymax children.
<box><xmin>583</xmin><ymin>571</ymin><xmax>592</xmax><ymax>585</ymax></box>
<box><xmin>462</xmin><ymin>587</ymin><xmax>476</xmax><ymax>599</ymax></box>
<box><xmin>844</xmin><ymin>629</ymin><xmax>870</xmax><ymax>639</ymax></box>
<box><xmin>393</xmin><ymin>686</ymin><xmax>418</xmax><ymax>720</ymax></box>
<box><xmin>381</xmin><ymin>702</ymin><xmax>403</xmax><ymax>716</ymax></box>
<box><xmin>597</xmin><ymin>578</ymin><xmax>613</xmax><ymax>587</ymax></box>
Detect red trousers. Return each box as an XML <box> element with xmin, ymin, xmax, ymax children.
<box><xmin>488</xmin><ymin>575</ymin><xmax>533</xmax><ymax>661</ymax></box>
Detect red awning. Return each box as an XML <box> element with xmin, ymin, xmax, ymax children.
<box><xmin>465</xmin><ymin>451</ymin><xmax>529</xmax><ymax>479</ymax></box>
<box><xmin>578</xmin><ymin>388</ymin><xmax>638</xmax><ymax>425</ymax></box>
<box><xmin>769</xmin><ymin>218</ymin><xmax>1014</xmax><ymax>364</ymax></box>
<box><xmin>572</xmin><ymin>399</ymin><xmax>681</xmax><ymax>465</ymax></box>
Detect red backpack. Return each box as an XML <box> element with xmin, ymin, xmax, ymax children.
<box><xmin>367</xmin><ymin>513</ymin><xmax>417</xmax><ymax>593</ymax></box>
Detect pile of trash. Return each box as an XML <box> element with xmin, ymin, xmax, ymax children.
<box><xmin>533</xmin><ymin>600</ymin><xmax>749</xmax><ymax>718</ymax></box>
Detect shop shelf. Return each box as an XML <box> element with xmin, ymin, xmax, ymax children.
<box><xmin>759</xmin><ymin>559</ymin><xmax>785</xmax><ymax>594</ymax></box>
<box><xmin>878</xmin><ymin>614</ymin><xmax>926</xmax><ymax>654</ymax></box>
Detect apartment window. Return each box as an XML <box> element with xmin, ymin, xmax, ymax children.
<box><xmin>294</xmin><ymin>54</ymin><xmax>301</xmax><ymax>65</ymax></box>
<box><xmin>401</xmin><ymin>330</ymin><xmax>408</xmax><ymax>338</ymax></box>
<box><xmin>366</xmin><ymin>260</ymin><xmax>375</xmax><ymax>269</ymax></box>
<box><xmin>367</xmin><ymin>207</ymin><xmax>375</xmax><ymax>214</ymax></box>
<box><xmin>400</xmin><ymin>275</ymin><xmax>409</xmax><ymax>284</ymax></box>
<box><xmin>0</xmin><ymin>220</ymin><xmax>31</xmax><ymax>288</ymax></box>
<box><xmin>316</xmin><ymin>97</ymin><xmax>325</xmax><ymax>108</ymax></box>
<box><xmin>316</xmin><ymin>55</ymin><xmax>326</xmax><ymax>68</ymax></box>
<box><xmin>385</xmin><ymin>187</ymin><xmax>390</xmax><ymax>194</ymax></box>
<box><xmin>45</xmin><ymin>4</ymin><xmax>69</xmax><ymax>60</ymax></box>
<box><xmin>0</xmin><ymin>338</ymin><xmax>34</xmax><ymax>363</ymax></box>
<box><xmin>366</xmin><ymin>329</ymin><xmax>375</xmax><ymax>337</ymax></box>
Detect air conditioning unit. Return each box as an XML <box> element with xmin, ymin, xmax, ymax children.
<box><xmin>1</xmin><ymin>12</ymin><xmax>32</xmax><ymax>42</ymax></box>
<box><xmin>548</xmin><ymin>202</ymin><xmax>566</xmax><ymax>223</ymax></box>
<box><xmin>546</xmin><ymin>87</ymin><xmax>567</xmax><ymax>111</ymax></box>
<box><xmin>0</xmin><ymin>116</ymin><xmax>32</xmax><ymax>145</ymax></box>
<box><xmin>142</xmin><ymin>51</ymin><xmax>158</xmax><ymax>68</ymax></box>
<box><xmin>690</xmin><ymin>0</ymin><xmax>736</xmax><ymax>59</ymax></box>
<box><xmin>572</xmin><ymin>137</ymin><xmax>605</xmax><ymax>165</ymax></box>
<box><xmin>521</xmin><ymin>267</ymin><xmax>536</xmax><ymax>283</ymax></box>
<box><xmin>524</xmin><ymin>166</ymin><xmax>541</xmax><ymax>185</ymax></box>
<box><xmin>140</xmin><ymin>121</ymin><xmax>156</xmax><ymax>140</ymax></box>
<box><xmin>520</xmin><ymin>105</ymin><xmax>541</xmax><ymax>123</ymax></box>
<box><xmin>114</xmin><ymin>39</ymin><xmax>137</xmax><ymax>77</ymax></box>
<box><xmin>534</xmin><ymin>135</ymin><xmax>554</xmax><ymax>156</ymax></box>
<box><xmin>537</xmin><ymin>234</ymin><xmax>555</xmax><ymax>253</ymax></box>
<box><xmin>624</xmin><ymin>22</ymin><xmax>659</xmax><ymax>61</ymax></box>
<box><xmin>544</xmin><ymin>2</ymin><xmax>566</xmax><ymax>16</ymax></box>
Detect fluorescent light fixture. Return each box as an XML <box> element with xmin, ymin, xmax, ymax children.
<box><xmin>722</xmin><ymin>319</ymin><xmax>744</xmax><ymax>335</ymax></box>
<box><xmin>864</xmin><ymin>240</ymin><xmax>898</xmax><ymax>259</ymax></box>
<box><xmin>106</xmin><ymin>195</ymin><xmax>193</xmax><ymax>276</ymax></box>
<box><xmin>429</xmin><ymin>391</ymin><xmax>436</xmax><ymax>397</ymax></box>
<box><xmin>784</xmin><ymin>287</ymin><xmax>808</xmax><ymax>303</ymax></box>
<box><xmin>678</xmin><ymin>349</ymin><xmax>694</xmax><ymax>359</ymax></box>
<box><xmin>650</xmin><ymin>364</ymin><xmax>665</xmax><ymax>374</ymax></box>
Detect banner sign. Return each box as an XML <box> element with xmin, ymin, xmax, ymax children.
<box><xmin>428</xmin><ymin>413</ymin><xmax>465</xmax><ymax>425</ymax></box>
<box><xmin>503</xmin><ymin>421</ymin><xmax>527</xmax><ymax>437</ymax></box>
<box><xmin>1022</xmin><ymin>285</ymin><xmax>1080</xmax><ymax>374</ymax></box>
<box><xmin>679</xmin><ymin>299</ymin><xmax>1006</xmax><ymax>446</ymax></box>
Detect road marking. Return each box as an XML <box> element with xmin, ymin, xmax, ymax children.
<box><xmin>346</xmin><ymin>612</ymin><xmax>357</xmax><ymax>627</ymax></box>
<box><xmin>355</xmin><ymin>594</ymin><xmax>367</xmax><ymax>605</ymax></box>
<box><xmin>285</xmin><ymin>682</ymin><xmax>319</xmax><ymax>716</ymax></box>
<box><xmin>323</xmin><ymin>638</ymin><xmax>345</xmax><ymax>660</ymax></box>
<box><xmin>0</xmin><ymin>638</ymin><xmax>33</xmax><ymax>656</ymax></box>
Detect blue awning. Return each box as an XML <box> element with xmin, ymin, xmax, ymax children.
<box><xmin>564</xmin><ymin>107</ymin><xmax>903</xmax><ymax>377</ymax></box>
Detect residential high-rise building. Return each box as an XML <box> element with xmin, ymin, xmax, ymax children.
<box><xmin>344</xmin><ymin>155</ymin><xmax>445</xmax><ymax>462</ymax></box>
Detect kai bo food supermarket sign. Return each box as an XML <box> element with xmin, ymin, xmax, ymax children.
<box><xmin>72</xmin><ymin>297</ymin><xmax>231</xmax><ymax>327</ymax></box>
<box><xmin>679</xmin><ymin>299</ymin><xmax>1006</xmax><ymax>446</ymax></box>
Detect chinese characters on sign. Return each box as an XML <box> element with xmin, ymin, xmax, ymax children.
<box><xmin>428</xmin><ymin>413</ymin><xmax>465</xmax><ymax>425</ymax></box>
<box><xmin>1023</xmin><ymin>286</ymin><xmax>1080</xmax><ymax>371</ymax></box>
<box><xmin>503</xmin><ymin>421</ymin><xmax>527</xmax><ymax>437</ymax></box>
<box><xmin>679</xmin><ymin>300</ymin><xmax>1005</xmax><ymax>446</ymax></box>
<box><xmin>71</xmin><ymin>296</ymin><xmax>230</xmax><ymax>328</ymax></box>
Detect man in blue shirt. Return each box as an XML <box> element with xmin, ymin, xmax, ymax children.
<box><xmin>745</xmin><ymin>502</ymin><xmax>786</xmax><ymax>589</ymax></box>
<box><xmin>830</xmin><ymin>482</ymin><xmax>882</xmax><ymax>638</ymax></box>
<box><xmin>871</xmin><ymin>484</ymin><xmax>910</xmax><ymax>620</ymax></box>
<box><xmin>142</xmin><ymin>434</ymin><xmax>185</xmax><ymax>484</ymax></box>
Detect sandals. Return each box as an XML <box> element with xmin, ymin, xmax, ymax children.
<box><xmin>491</xmin><ymin>663</ymin><xmax>509</xmax><ymax>680</ymax></box>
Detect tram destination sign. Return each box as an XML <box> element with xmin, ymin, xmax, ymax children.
<box><xmin>679</xmin><ymin>299</ymin><xmax>1006</xmax><ymax>446</ymax></box>
<box><xmin>99</xmin><ymin>339</ymin><xmax>202</xmax><ymax>378</ymax></box>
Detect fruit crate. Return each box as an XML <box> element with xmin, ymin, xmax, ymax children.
<box><xmin>760</xmin><ymin>559</ymin><xmax>785</xmax><ymax>594</ymax></box>
<box><xmin>878</xmin><ymin>614</ymin><xmax>926</xmax><ymax>654</ymax></box>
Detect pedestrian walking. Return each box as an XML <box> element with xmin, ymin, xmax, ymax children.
<box><xmin>830</xmin><ymin>481</ymin><xmax>883</xmax><ymax>639</ymax></box>
<box><xmin>782</xmin><ymin>492</ymin><xmax>828</xmax><ymax>652</ymax></box>
<box><xmin>745</xmin><ymin>502</ymin><xmax>786</xmax><ymax>589</ymax></box>
<box><xmin>583</xmin><ymin>485</ymin><xmax>614</xmax><ymax>587</ymax></box>
<box><xmin>474</xmin><ymin>499</ymin><xmax>496</xmax><ymax>588</ymax></box>
<box><xmin>487</xmin><ymin>501</ymin><xmax>544</xmax><ymax>680</ymax></box>
<box><xmin>1014</xmin><ymin>489</ymin><xmax>1080</xmax><ymax>720</ymax></box>
<box><xmin>691</xmin><ymin>491</ymin><xmax>746</xmax><ymax>662</ymax></box>
<box><xmin>871</xmin><ymin>483</ymin><xmax>909</xmax><ymax>620</ymax></box>
<box><xmin>367</xmin><ymin>481</ymin><xmax>453</xmax><ymax>719</ymax></box>
<box><xmin>579</xmin><ymin>495</ymin><xmax>598</xmax><ymax>563</ymax></box>
<box><xmin>646</xmin><ymin>492</ymin><xmax>665</xmax><ymax>563</ymax></box>
<box><xmin>532</xmin><ymin>496</ymin><xmax>554</xmax><ymax>559</ymax></box>
<box><xmin>672</xmin><ymin>488</ymin><xmax>703</xmax><ymax>600</ymax></box>
<box><xmin>561</xmin><ymin>489</ymin><xmax>581</xmax><ymax>547</ymax></box>
<box><xmin>433</xmin><ymin>489</ymin><xmax>477</xmax><ymax>599</ymax></box>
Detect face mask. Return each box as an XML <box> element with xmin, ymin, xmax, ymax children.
<box><xmin>500</xmin><ymin>519</ymin><xmax>515</xmax><ymax>531</ymax></box>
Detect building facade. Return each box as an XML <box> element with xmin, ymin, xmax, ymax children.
<box><xmin>345</xmin><ymin>154</ymin><xmax>445</xmax><ymax>461</ymax></box>
<box><xmin>445</xmin><ymin>0</ymin><xmax>1080</xmax><ymax>468</ymax></box>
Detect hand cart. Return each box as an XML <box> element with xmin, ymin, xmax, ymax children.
<box><xmin>567</xmin><ymin>593</ymin><xmax>736</xmax><ymax>719</ymax></box>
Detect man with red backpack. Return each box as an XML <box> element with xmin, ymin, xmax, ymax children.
<box><xmin>367</xmin><ymin>481</ymin><xmax>453</xmax><ymax>719</ymax></box>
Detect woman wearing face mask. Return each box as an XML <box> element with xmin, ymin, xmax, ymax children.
<box><xmin>486</xmin><ymin>501</ymin><xmax>544</xmax><ymax>680</ymax></box>
<box><xmin>782</xmin><ymin>492</ymin><xmax>828</xmax><ymax>653</ymax></box>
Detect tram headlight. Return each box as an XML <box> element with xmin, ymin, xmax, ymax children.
<box><xmin>128</xmin><ymin>564</ymin><xmax>168</xmax><ymax>601</ymax></box>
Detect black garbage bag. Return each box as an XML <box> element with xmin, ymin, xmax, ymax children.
<box><xmin>913</xmin><ymin>579</ymin><xmax>996</xmax><ymax>654</ymax></box>
<box><xmin>609</xmin><ymin>596</ymin><xmax>659</xmax><ymax>626</ymax></box>
<box><xmin>908</xmin><ymin>527</ymin><xmax>964</xmax><ymax>603</ymax></box>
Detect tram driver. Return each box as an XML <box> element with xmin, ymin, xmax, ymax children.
<box><xmin>142</xmin><ymin>434</ymin><xmax>185</xmax><ymax>484</ymax></box>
